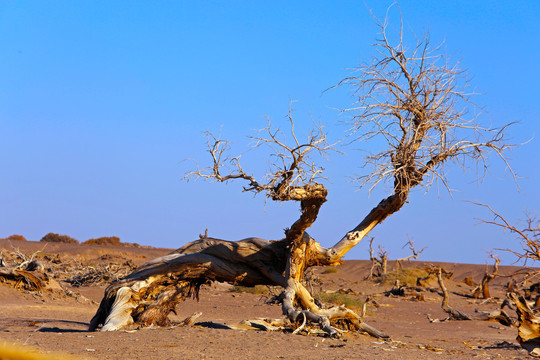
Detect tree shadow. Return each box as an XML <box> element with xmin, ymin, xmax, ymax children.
<box><xmin>484</xmin><ymin>341</ymin><xmax>521</xmax><ymax>350</ymax></box>
<box><xmin>35</xmin><ymin>319</ymin><xmax>90</xmax><ymax>333</ymax></box>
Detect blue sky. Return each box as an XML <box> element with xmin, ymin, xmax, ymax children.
<box><xmin>1</xmin><ymin>1</ymin><xmax>538</xmax><ymax>264</ymax></box>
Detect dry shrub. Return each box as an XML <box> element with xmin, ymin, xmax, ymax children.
<box><xmin>0</xmin><ymin>234</ymin><xmax>27</xmax><ymax>241</ymax></box>
<box><xmin>82</xmin><ymin>236</ymin><xmax>121</xmax><ymax>246</ymax></box>
<box><xmin>0</xmin><ymin>246</ymin><xmax>136</xmax><ymax>303</ymax></box>
<box><xmin>381</xmin><ymin>268</ymin><xmax>430</xmax><ymax>286</ymax></box>
<box><xmin>230</xmin><ymin>285</ymin><xmax>269</xmax><ymax>295</ymax></box>
<box><xmin>322</xmin><ymin>268</ymin><xmax>338</xmax><ymax>274</ymax></box>
<box><xmin>315</xmin><ymin>292</ymin><xmax>365</xmax><ymax>311</ymax></box>
<box><xmin>40</xmin><ymin>233</ymin><xmax>79</xmax><ymax>244</ymax></box>
<box><xmin>67</xmin><ymin>260</ymin><xmax>135</xmax><ymax>287</ymax></box>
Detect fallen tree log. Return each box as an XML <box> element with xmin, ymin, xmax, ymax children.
<box><xmin>0</xmin><ymin>250</ymin><xmax>46</xmax><ymax>291</ymax></box>
<box><xmin>0</xmin><ymin>267</ymin><xmax>45</xmax><ymax>291</ymax></box>
<box><xmin>89</xmin><ymin>237</ymin><xmax>288</xmax><ymax>331</ymax></box>
<box><xmin>428</xmin><ymin>268</ymin><xmax>514</xmax><ymax>326</ymax></box>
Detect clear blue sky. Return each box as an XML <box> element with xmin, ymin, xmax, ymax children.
<box><xmin>1</xmin><ymin>1</ymin><xmax>538</xmax><ymax>264</ymax></box>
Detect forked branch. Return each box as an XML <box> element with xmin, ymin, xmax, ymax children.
<box><xmin>473</xmin><ymin>202</ymin><xmax>539</xmax><ymax>264</ymax></box>
<box><xmin>185</xmin><ymin>112</ymin><xmax>332</xmax><ymax>202</ymax></box>
<box><xmin>397</xmin><ymin>238</ymin><xmax>426</xmax><ymax>269</ymax></box>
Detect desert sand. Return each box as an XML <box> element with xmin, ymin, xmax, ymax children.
<box><xmin>0</xmin><ymin>239</ymin><xmax>533</xmax><ymax>359</ymax></box>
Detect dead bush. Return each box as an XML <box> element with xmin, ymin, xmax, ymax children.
<box><xmin>0</xmin><ymin>234</ymin><xmax>27</xmax><ymax>241</ymax></box>
<box><xmin>40</xmin><ymin>233</ymin><xmax>79</xmax><ymax>244</ymax></box>
<box><xmin>381</xmin><ymin>268</ymin><xmax>431</xmax><ymax>287</ymax></box>
<box><xmin>82</xmin><ymin>236</ymin><xmax>122</xmax><ymax>246</ymax></box>
<box><xmin>67</xmin><ymin>260</ymin><xmax>135</xmax><ymax>287</ymax></box>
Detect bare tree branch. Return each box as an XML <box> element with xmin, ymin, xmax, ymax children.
<box><xmin>396</xmin><ymin>237</ymin><xmax>426</xmax><ymax>270</ymax></box>
<box><xmin>332</xmin><ymin>13</ymin><xmax>516</xmax><ymax>196</ymax></box>
<box><xmin>324</xmin><ymin>8</ymin><xmax>516</xmax><ymax>263</ymax></box>
<box><xmin>473</xmin><ymin>202</ymin><xmax>540</xmax><ymax>264</ymax></box>
<box><xmin>185</xmin><ymin>109</ymin><xmax>333</xmax><ymax>202</ymax></box>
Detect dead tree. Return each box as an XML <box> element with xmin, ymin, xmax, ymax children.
<box><xmin>396</xmin><ymin>238</ymin><xmax>426</xmax><ymax>270</ymax></box>
<box><xmin>90</xmin><ymin>11</ymin><xmax>513</xmax><ymax>337</ymax></box>
<box><xmin>377</xmin><ymin>247</ymin><xmax>388</xmax><ymax>276</ymax></box>
<box><xmin>90</xmin><ymin>116</ymin><xmax>387</xmax><ymax>338</ymax></box>
<box><xmin>472</xmin><ymin>254</ymin><xmax>500</xmax><ymax>299</ymax></box>
<box><xmin>366</xmin><ymin>237</ymin><xmax>388</xmax><ymax>279</ymax></box>
<box><xmin>436</xmin><ymin>268</ymin><xmax>471</xmax><ymax>320</ymax></box>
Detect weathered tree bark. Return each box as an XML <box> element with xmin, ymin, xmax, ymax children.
<box><xmin>89</xmin><ymin>237</ymin><xmax>289</xmax><ymax>331</ymax></box>
<box><xmin>89</xmin><ymin>235</ymin><xmax>389</xmax><ymax>337</ymax></box>
<box><xmin>321</xmin><ymin>193</ymin><xmax>408</xmax><ymax>265</ymax></box>
<box><xmin>508</xmin><ymin>292</ymin><xmax>540</xmax><ymax>357</ymax></box>
<box><xmin>473</xmin><ymin>256</ymin><xmax>500</xmax><ymax>299</ymax></box>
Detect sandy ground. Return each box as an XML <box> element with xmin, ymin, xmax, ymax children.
<box><xmin>0</xmin><ymin>240</ymin><xmax>534</xmax><ymax>359</ymax></box>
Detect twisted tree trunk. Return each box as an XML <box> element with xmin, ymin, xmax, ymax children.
<box><xmin>89</xmin><ymin>237</ymin><xmax>289</xmax><ymax>331</ymax></box>
<box><xmin>90</xmin><ymin>186</ymin><xmax>392</xmax><ymax>338</ymax></box>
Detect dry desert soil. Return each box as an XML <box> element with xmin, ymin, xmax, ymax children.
<box><xmin>0</xmin><ymin>239</ymin><xmax>535</xmax><ymax>359</ymax></box>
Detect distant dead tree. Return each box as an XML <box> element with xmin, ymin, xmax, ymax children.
<box><xmin>367</xmin><ymin>237</ymin><xmax>425</xmax><ymax>279</ymax></box>
<box><xmin>396</xmin><ymin>238</ymin><xmax>426</xmax><ymax>270</ymax></box>
<box><xmin>472</xmin><ymin>254</ymin><xmax>499</xmax><ymax>299</ymax></box>
<box><xmin>90</xmin><ymin>10</ymin><xmax>514</xmax><ymax>338</ymax></box>
<box><xmin>366</xmin><ymin>237</ymin><xmax>388</xmax><ymax>279</ymax></box>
